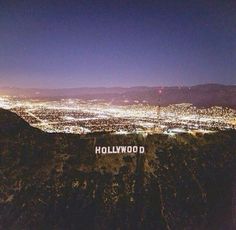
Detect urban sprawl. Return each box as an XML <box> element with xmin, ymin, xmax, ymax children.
<box><xmin>0</xmin><ymin>96</ymin><xmax>235</xmax><ymax>135</ymax></box>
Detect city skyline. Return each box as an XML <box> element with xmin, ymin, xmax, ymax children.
<box><xmin>0</xmin><ymin>0</ymin><xmax>235</xmax><ymax>88</ymax></box>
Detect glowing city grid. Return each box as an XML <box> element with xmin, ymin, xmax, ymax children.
<box><xmin>0</xmin><ymin>96</ymin><xmax>235</xmax><ymax>135</ymax></box>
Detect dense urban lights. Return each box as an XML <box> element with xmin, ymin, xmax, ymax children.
<box><xmin>0</xmin><ymin>96</ymin><xmax>235</xmax><ymax>135</ymax></box>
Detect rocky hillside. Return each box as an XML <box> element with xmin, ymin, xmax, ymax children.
<box><xmin>0</xmin><ymin>108</ymin><xmax>236</xmax><ymax>229</ymax></box>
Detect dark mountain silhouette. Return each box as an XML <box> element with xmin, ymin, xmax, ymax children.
<box><xmin>0</xmin><ymin>108</ymin><xmax>31</xmax><ymax>134</ymax></box>
<box><xmin>1</xmin><ymin>84</ymin><xmax>236</xmax><ymax>108</ymax></box>
<box><xmin>1</xmin><ymin>108</ymin><xmax>236</xmax><ymax>229</ymax></box>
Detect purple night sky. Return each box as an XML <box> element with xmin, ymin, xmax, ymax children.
<box><xmin>0</xmin><ymin>0</ymin><xmax>235</xmax><ymax>88</ymax></box>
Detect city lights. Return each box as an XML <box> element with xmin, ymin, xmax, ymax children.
<box><xmin>0</xmin><ymin>96</ymin><xmax>235</xmax><ymax>135</ymax></box>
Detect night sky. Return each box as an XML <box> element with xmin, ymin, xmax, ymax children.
<box><xmin>0</xmin><ymin>0</ymin><xmax>235</xmax><ymax>88</ymax></box>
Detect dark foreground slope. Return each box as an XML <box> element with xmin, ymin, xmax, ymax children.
<box><xmin>0</xmin><ymin>108</ymin><xmax>236</xmax><ymax>229</ymax></box>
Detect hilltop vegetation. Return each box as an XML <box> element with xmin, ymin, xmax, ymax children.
<box><xmin>0</xmin><ymin>108</ymin><xmax>236</xmax><ymax>229</ymax></box>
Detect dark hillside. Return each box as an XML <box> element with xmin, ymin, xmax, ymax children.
<box><xmin>0</xmin><ymin>108</ymin><xmax>236</xmax><ymax>229</ymax></box>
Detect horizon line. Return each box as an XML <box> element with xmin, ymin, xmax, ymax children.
<box><xmin>0</xmin><ymin>83</ymin><xmax>236</xmax><ymax>90</ymax></box>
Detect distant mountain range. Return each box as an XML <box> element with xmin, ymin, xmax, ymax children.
<box><xmin>0</xmin><ymin>84</ymin><xmax>236</xmax><ymax>108</ymax></box>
